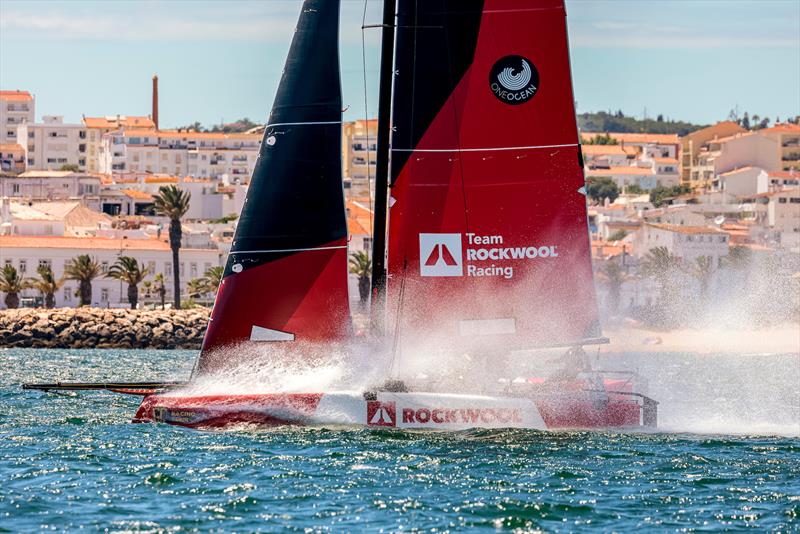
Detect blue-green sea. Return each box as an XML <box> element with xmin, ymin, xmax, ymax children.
<box><xmin>1</xmin><ymin>348</ymin><xmax>798</xmax><ymax>531</ymax></box>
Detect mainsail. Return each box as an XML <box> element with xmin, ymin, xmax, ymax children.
<box><xmin>197</xmin><ymin>0</ymin><xmax>350</xmax><ymax>373</ymax></box>
<box><xmin>386</xmin><ymin>0</ymin><xmax>601</xmax><ymax>350</ymax></box>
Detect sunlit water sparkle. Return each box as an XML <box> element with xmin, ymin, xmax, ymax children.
<box><xmin>1</xmin><ymin>348</ymin><xmax>798</xmax><ymax>531</ymax></box>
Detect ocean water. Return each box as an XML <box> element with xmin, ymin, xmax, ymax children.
<box><xmin>1</xmin><ymin>348</ymin><xmax>798</xmax><ymax>531</ymax></box>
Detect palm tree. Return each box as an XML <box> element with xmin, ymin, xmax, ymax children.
<box><xmin>200</xmin><ymin>266</ymin><xmax>224</xmax><ymax>295</ymax></box>
<box><xmin>107</xmin><ymin>256</ymin><xmax>150</xmax><ymax>309</ymax></box>
<box><xmin>348</xmin><ymin>251</ymin><xmax>372</xmax><ymax>306</ymax></box>
<box><xmin>690</xmin><ymin>255</ymin><xmax>714</xmax><ymax>303</ymax></box>
<box><xmin>64</xmin><ymin>255</ymin><xmax>101</xmax><ymax>306</ymax></box>
<box><xmin>154</xmin><ymin>185</ymin><xmax>191</xmax><ymax>309</ymax></box>
<box><xmin>597</xmin><ymin>258</ymin><xmax>626</xmax><ymax>314</ymax></box>
<box><xmin>640</xmin><ymin>246</ymin><xmax>677</xmax><ymax>305</ymax></box>
<box><xmin>186</xmin><ymin>277</ymin><xmax>206</xmax><ymax>299</ymax></box>
<box><xmin>31</xmin><ymin>265</ymin><xmax>64</xmax><ymax>308</ymax></box>
<box><xmin>153</xmin><ymin>273</ymin><xmax>167</xmax><ymax>310</ymax></box>
<box><xmin>725</xmin><ymin>246</ymin><xmax>752</xmax><ymax>270</ymax></box>
<box><xmin>0</xmin><ymin>265</ymin><xmax>29</xmax><ymax>309</ymax></box>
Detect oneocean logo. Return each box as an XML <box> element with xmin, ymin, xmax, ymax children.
<box><xmin>419</xmin><ymin>233</ymin><xmax>463</xmax><ymax>277</ymax></box>
<box><xmin>367</xmin><ymin>401</ymin><xmax>396</xmax><ymax>427</ymax></box>
<box><xmin>490</xmin><ymin>55</ymin><xmax>539</xmax><ymax>105</ymax></box>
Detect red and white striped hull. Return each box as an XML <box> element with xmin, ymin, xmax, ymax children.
<box><xmin>134</xmin><ymin>389</ymin><xmax>655</xmax><ymax>430</ymax></box>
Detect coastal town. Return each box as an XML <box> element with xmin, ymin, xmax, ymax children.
<box><xmin>1</xmin><ymin>82</ymin><xmax>798</xmax><ymax>327</ymax></box>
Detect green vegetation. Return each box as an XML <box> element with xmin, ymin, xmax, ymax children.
<box><xmin>210</xmin><ymin>214</ymin><xmax>238</xmax><ymax>224</ymax></box>
<box><xmin>177</xmin><ymin>118</ymin><xmax>260</xmax><ymax>133</ymax></box>
<box><xmin>583</xmin><ymin>133</ymin><xmax>618</xmax><ymax>145</ymax></box>
<box><xmin>64</xmin><ymin>255</ymin><xmax>101</xmax><ymax>306</ymax></box>
<box><xmin>0</xmin><ymin>265</ymin><xmax>29</xmax><ymax>309</ymax></box>
<box><xmin>625</xmin><ymin>184</ymin><xmax>645</xmax><ymax>195</ymax></box>
<box><xmin>586</xmin><ymin>176</ymin><xmax>620</xmax><ymax>204</ymax></box>
<box><xmin>107</xmin><ymin>256</ymin><xmax>150</xmax><ymax>309</ymax></box>
<box><xmin>31</xmin><ymin>265</ymin><xmax>63</xmax><ymax>308</ymax></box>
<box><xmin>689</xmin><ymin>255</ymin><xmax>714</xmax><ymax>303</ymax></box>
<box><xmin>154</xmin><ymin>185</ymin><xmax>191</xmax><ymax>309</ymax></box>
<box><xmin>650</xmin><ymin>184</ymin><xmax>692</xmax><ymax>207</ymax></box>
<box><xmin>348</xmin><ymin>251</ymin><xmax>372</xmax><ymax>307</ymax></box>
<box><xmin>577</xmin><ymin>110</ymin><xmax>705</xmax><ymax>136</ymax></box>
<box><xmin>597</xmin><ymin>259</ymin><xmax>626</xmax><ymax>314</ymax></box>
<box><xmin>200</xmin><ymin>266</ymin><xmax>224</xmax><ymax>295</ymax></box>
<box><xmin>59</xmin><ymin>163</ymin><xmax>80</xmax><ymax>172</ymax></box>
<box><xmin>608</xmin><ymin>230</ymin><xmax>628</xmax><ymax>241</ymax></box>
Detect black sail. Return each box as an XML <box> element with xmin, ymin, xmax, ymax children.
<box><xmin>198</xmin><ymin>0</ymin><xmax>351</xmax><ymax>372</ymax></box>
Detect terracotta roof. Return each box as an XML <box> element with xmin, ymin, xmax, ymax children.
<box><xmin>346</xmin><ymin>199</ymin><xmax>372</xmax><ymax>237</ymax></box>
<box><xmin>760</xmin><ymin>123</ymin><xmax>800</xmax><ymax>134</ymax></box>
<box><xmin>712</xmin><ymin>132</ymin><xmax>756</xmax><ymax>144</ymax></box>
<box><xmin>739</xmin><ymin>187</ymin><xmax>799</xmax><ymax>199</ymax></box>
<box><xmin>0</xmin><ymin>235</ymin><xmax>173</xmax><ymax>251</ymax></box>
<box><xmin>18</xmin><ymin>170</ymin><xmax>94</xmax><ymax>179</ymax></box>
<box><xmin>0</xmin><ymin>90</ymin><xmax>33</xmax><ymax>101</ymax></box>
<box><xmin>120</xmin><ymin>189</ymin><xmax>154</xmax><ymax>200</ymax></box>
<box><xmin>581</xmin><ymin>132</ymin><xmax>679</xmax><ymax>144</ymax></box>
<box><xmin>654</xmin><ymin>157</ymin><xmax>678</xmax><ymax>164</ymax></box>
<box><xmin>144</xmin><ymin>176</ymin><xmax>179</xmax><ymax>183</ymax></box>
<box><xmin>83</xmin><ymin>116</ymin><xmax>155</xmax><ymax>129</ymax></box>
<box><xmin>119</xmin><ymin>129</ymin><xmax>260</xmax><ymax>140</ymax></box>
<box><xmin>587</xmin><ymin>166</ymin><xmax>653</xmax><ymax>176</ymax></box>
<box><xmin>645</xmin><ymin>223</ymin><xmax>726</xmax><ymax>235</ymax></box>
<box><xmin>767</xmin><ymin>170</ymin><xmax>799</xmax><ymax>179</ymax></box>
<box><xmin>592</xmin><ymin>241</ymin><xmax>630</xmax><ymax>258</ymax></box>
<box><xmin>0</xmin><ymin>143</ymin><xmax>24</xmax><ymax>152</ymax></box>
<box><xmin>581</xmin><ymin>144</ymin><xmax>627</xmax><ymax>156</ymax></box>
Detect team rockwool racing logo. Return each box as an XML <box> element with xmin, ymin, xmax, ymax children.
<box><xmin>489</xmin><ymin>55</ymin><xmax>539</xmax><ymax>105</ymax></box>
<box><xmin>419</xmin><ymin>233</ymin><xmax>558</xmax><ymax>279</ymax></box>
<box><xmin>419</xmin><ymin>233</ymin><xmax>463</xmax><ymax>277</ymax></box>
<box><xmin>367</xmin><ymin>401</ymin><xmax>396</xmax><ymax>427</ymax></box>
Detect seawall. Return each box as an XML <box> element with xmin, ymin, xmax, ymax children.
<box><xmin>0</xmin><ymin>308</ymin><xmax>210</xmax><ymax>349</ymax></box>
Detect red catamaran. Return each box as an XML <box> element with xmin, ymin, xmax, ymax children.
<box><xmin>26</xmin><ymin>0</ymin><xmax>657</xmax><ymax>431</ymax></box>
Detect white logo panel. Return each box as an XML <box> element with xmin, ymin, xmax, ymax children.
<box><xmin>419</xmin><ymin>233</ymin><xmax>463</xmax><ymax>277</ymax></box>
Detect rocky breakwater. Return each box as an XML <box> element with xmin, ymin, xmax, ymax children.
<box><xmin>0</xmin><ymin>308</ymin><xmax>210</xmax><ymax>349</ymax></box>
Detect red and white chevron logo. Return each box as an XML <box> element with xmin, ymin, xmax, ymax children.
<box><xmin>367</xmin><ymin>401</ymin><xmax>396</xmax><ymax>427</ymax></box>
<box><xmin>419</xmin><ymin>233</ymin><xmax>463</xmax><ymax>277</ymax></box>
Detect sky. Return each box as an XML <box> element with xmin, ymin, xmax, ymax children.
<box><xmin>1</xmin><ymin>0</ymin><xmax>798</xmax><ymax>128</ymax></box>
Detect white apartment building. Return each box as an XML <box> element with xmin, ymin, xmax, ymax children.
<box><xmin>635</xmin><ymin>223</ymin><xmax>730</xmax><ymax>267</ymax></box>
<box><xmin>82</xmin><ymin>115</ymin><xmax>156</xmax><ymax>173</ymax></box>
<box><xmin>0</xmin><ymin>171</ymin><xmax>101</xmax><ymax>209</ymax></box>
<box><xmin>16</xmin><ymin>116</ymin><xmax>89</xmax><ymax>171</ymax></box>
<box><xmin>343</xmin><ymin>119</ymin><xmax>377</xmax><ymax>197</ymax></box>
<box><xmin>716</xmin><ymin>166</ymin><xmax>767</xmax><ymax>196</ymax></box>
<box><xmin>582</xmin><ymin>144</ymin><xmax>630</xmax><ymax>168</ymax></box>
<box><xmin>99</xmin><ymin>129</ymin><xmax>260</xmax><ymax>180</ymax></box>
<box><xmin>694</xmin><ymin>132</ymin><xmax>780</xmax><ymax>187</ymax></box>
<box><xmin>759</xmin><ymin>123</ymin><xmax>800</xmax><ymax>172</ymax></box>
<box><xmin>0</xmin><ymin>235</ymin><xmax>222</xmax><ymax>308</ymax></box>
<box><xmin>0</xmin><ymin>91</ymin><xmax>35</xmax><ymax>144</ymax></box>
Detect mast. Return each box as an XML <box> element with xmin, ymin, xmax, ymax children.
<box><xmin>369</xmin><ymin>0</ymin><xmax>397</xmax><ymax>337</ymax></box>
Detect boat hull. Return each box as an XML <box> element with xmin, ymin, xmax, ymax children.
<box><xmin>134</xmin><ymin>389</ymin><xmax>655</xmax><ymax>430</ymax></box>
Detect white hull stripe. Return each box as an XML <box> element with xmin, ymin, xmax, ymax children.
<box><xmin>392</xmin><ymin>143</ymin><xmax>578</xmax><ymax>153</ymax></box>
<box><xmin>233</xmin><ymin>245</ymin><xmax>348</xmax><ymax>254</ymax></box>
<box><xmin>266</xmin><ymin>121</ymin><xmax>342</xmax><ymax>128</ymax></box>
<box><xmin>250</xmin><ymin>325</ymin><xmax>295</xmax><ymax>342</ymax></box>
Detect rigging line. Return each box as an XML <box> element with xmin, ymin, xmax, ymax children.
<box><xmin>266</xmin><ymin>121</ymin><xmax>341</xmax><ymax>127</ymax></box>
<box><xmin>231</xmin><ymin>245</ymin><xmax>348</xmax><ymax>254</ymax></box>
<box><xmin>391</xmin><ymin>143</ymin><xmax>579</xmax><ymax>152</ymax></box>
<box><xmin>361</xmin><ymin>0</ymin><xmax>374</xmax><ymax>242</ymax></box>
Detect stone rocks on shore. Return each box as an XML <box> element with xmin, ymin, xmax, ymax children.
<box><xmin>0</xmin><ymin>308</ymin><xmax>210</xmax><ymax>349</ymax></box>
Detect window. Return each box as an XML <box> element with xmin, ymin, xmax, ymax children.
<box><xmin>6</xmin><ymin>130</ymin><xmax>13</xmax><ymax>137</ymax></box>
<box><xmin>101</xmin><ymin>261</ymin><xmax>109</xmax><ymax>274</ymax></box>
<box><xmin>180</xmin><ymin>263</ymin><xmax>185</xmax><ymax>276</ymax></box>
<box><xmin>790</xmin><ymin>198</ymin><xmax>800</xmax><ymax>204</ymax></box>
<box><xmin>190</xmin><ymin>263</ymin><xmax>197</xmax><ymax>277</ymax></box>
<box><xmin>778</xmin><ymin>198</ymin><xmax>787</xmax><ymax>204</ymax></box>
<box><xmin>147</xmin><ymin>261</ymin><xmax>156</xmax><ymax>274</ymax></box>
<box><xmin>165</xmin><ymin>262</ymin><xmax>172</xmax><ymax>277</ymax></box>
<box><xmin>4</xmin><ymin>259</ymin><xmax>12</xmax><ymax>268</ymax></box>
<box><xmin>12</xmin><ymin>184</ymin><xmax>20</xmax><ymax>194</ymax></box>
<box><xmin>19</xmin><ymin>259</ymin><xmax>26</xmax><ymax>273</ymax></box>
<box><xmin>101</xmin><ymin>288</ymin><xmax>109</xmax><ymax>302</ymax></box>
<box><xmin>62</xmin><ymin>286</ymin><xmax>72</xmax><ymax>301</ymax></box>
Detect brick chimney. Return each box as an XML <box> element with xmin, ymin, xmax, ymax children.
<box><xmin>152</xmin><ymin>75</ymin><xmax>159</xmax><ymax>130</ymax></box>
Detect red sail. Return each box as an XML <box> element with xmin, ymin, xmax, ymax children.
<box><xmin>196</xmin><ymin>0</ymin><xmax>350</xmax><ymax>373</ymax></box>
<box><xmin>387</xmin><ymin>0</ymin><xmax>601</xmax><ymax>350</ymax></box>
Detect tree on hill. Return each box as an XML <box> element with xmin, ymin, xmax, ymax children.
<box><xmin>59</xmin><ymin>164</ymin><xmax>80</xmax><ymax>172</ymax></box>
<box><xmin>32</xmin><ymin>265</ymin><xmax>63</xmax><ymax>308</ymax></box>
<box><xmin>585</xmin><ymin>176</ymin><xmax>620</xmax><ymax>204</ymax></box>
<box><xmin>650</xmin><ymin>184</ymin><xmax>691</xmax><ymax>207</ymax></box>
<box><xmin>64</xmin><ymin>255</ymin><xmax>101</xmax><ymax>306</ymax></box>
<box><xmin>0</xmin><ymin>265</ymin><xmax>29</xmax><ymax>309</ymax></box>
<box><xmin>154</xmin><ymin>185</ymin><xmax>191</xmax><ymax>309</ymax></box>
<box><xmin>107</xmin><ymin>256</ymin><xmax>149</xmax><ymax>309</ymax></box>
<box><xmin>584</xmin><ymin>133</ymin><xmax>618</xmax><ymax>145</ymax></box>
<box><xmin>348</xmin><ymin>251</ymin><xmax>372</xmax><ymax>307</ymax></box>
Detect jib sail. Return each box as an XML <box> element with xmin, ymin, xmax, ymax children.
<box><xmin>197</xmin><ymin>0</ymin><xmax>350</xmax><ymax>373</ymax></box>
<box><xmin>386</xmin><ymin>0</ymin><xmax>601</xmax><ymax>350</ymax></box>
